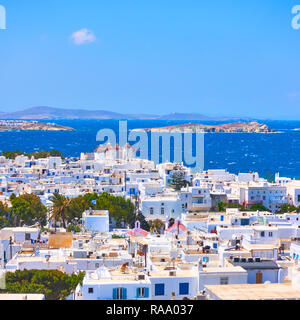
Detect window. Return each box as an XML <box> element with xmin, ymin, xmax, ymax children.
<box><xmin>161</xmin><ymin>208</ymin><xmax>164</xmax><ymax>215</ymax></box>
<box><xmin>138</xmin><ymin>287</ymin><xmax>145</xmax><ymax>297</ymax></box>
<box><xmin>88</xmin><ymin>287</ymin><xmax>94</xmax><ymax>294</ymax></box>
<box><xmin>25</xmin><ymin>233</ymin><xmax>31</xmax><ymax>241</ymax></box>
<box><xmin>220</xmin><ymin>277</ymin><xmax>229</xmax><ymax>285</ymax></box>
<box><xmin>137</xmin><ymin>287</ymin><xmax>149</xmax><ymax>298</ymax></box>
<box><xmin>203</xmin><ymin>257</ymin><xmax>209</xmax><ymax>263</ymax></box>
<box><xmin>155</xmin><ymin>284</ymin><xmax>165</xmax><ymax>296</ymax></box>
<box><xmin>261</xmin><ymin>231</ymin><xmax>265</xmax><ymax>237</ymax></box>
<box><xmin>150</xmin><ymin>207</ymin><xmax>154</xmax><ymax>215</ymax></box>
<box><xmin>298</xmin><ymin>195</ymin><xmax>300</xmax><ymax>202</ymax></box>
<box><xmin>179</xmin><ymin>283</ymin><xmax>189</xmax><ymax>295</ymax></box>
<box><xmin>269</xmin><ymin>232</ymin><xmax>273</xmax><ymax>237</ymax></box>
<box><xmin>95</xmin><ymin>263</ymin><xmax>99</xmax><ymax>268</ymax></box>
<box><xmin>113</xmin><ymin>287</ymin><xmax>127</xmax><ymax>300</ymax></box>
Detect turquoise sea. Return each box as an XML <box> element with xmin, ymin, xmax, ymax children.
<box><xmin>0</xmin><ymin>119</ymin><xmax>299</xmax><ymax>178</ymax></box>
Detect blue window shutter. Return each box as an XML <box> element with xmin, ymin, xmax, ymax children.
<box><xmin>179</xmin><ymin>283</ymin><xmax>189</xmax><ymax>295</ymax></box>
<box><xmin>136</xmin><ymin>288</ymin><xmax>140</xmax><ymax>298</ymax></box>
<box><xmin>123</xmin><ymin>288</ymin><xmax>127</xmax><ymax>300</ymax></box>
<box><xmin>112</xmin><ymin>288</ymin><xmax>117</xmax><ymax>300</ymax></box>
<box><xmin>155</xmin><ymin>284</ymin><xmax>164</xmax><ymax>296</ymax></box>
<box><xmin>144</xmin><ymin>287</ymin><xmax>149</xmax><ymax>298</ymax></box>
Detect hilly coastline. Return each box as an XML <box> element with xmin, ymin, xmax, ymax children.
<box><xmin>0</xmin><ymin>120</ymin><xmax>74</xmax><ymax>131</ymax></box>
<box><xmin>132</xmin><ymin>122</ymin><xmax>275</xmax><ymax>133</ymax></box>
<box><xmin>0</xmin><ymin>107</ymin><xmax>253</xmax><ymax>121</ymax></box>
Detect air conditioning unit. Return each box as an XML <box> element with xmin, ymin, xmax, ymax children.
<box><xmin>138</xmin><ymin>274</ymin><xmax>145</xmax><ymax>280</ymax></box>
<box><xmin>255</xmin><ymin>257</ymin><xmax>261</xmax><ymax>262</ymax></box>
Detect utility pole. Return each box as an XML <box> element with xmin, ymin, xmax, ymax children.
<box><xmin>124</xmin><ymin>170</ymin><xmax>127</xmax><ymax>193</ymax></box>
<box><xmin>9</xmin><ymin>236</ymin><xmax>12</xmax><ymax>260</ymax></box>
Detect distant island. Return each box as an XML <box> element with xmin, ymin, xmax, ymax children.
<box><xmin>132</xmin><ymin>122</ymin><xmax>275</xmax><ymax>133</ymax></box>
<box><xmin>0</xmin><ymin>120</ymin><xmax>74</xmax><ymax>131</ymax></box>
<box><xmin>0</xmin><ymin>106</ymin><xmax>253</xmax><ymax>121</ymax></box>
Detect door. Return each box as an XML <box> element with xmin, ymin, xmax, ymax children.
<box><xmin>256</xmin><ymin>272</ymin><xmax>263</xmax><ymax>284</ymax></box>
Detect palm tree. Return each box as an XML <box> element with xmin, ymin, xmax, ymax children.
<box><xmin>49</xmin><ymin>193</ymin><xmax>71</xmax><ymax>230</ymax></box>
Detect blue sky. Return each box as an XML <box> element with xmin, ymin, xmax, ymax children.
<box><xmin>0</xmin><ymin>0</ymin><xmax>300</xmax><ymax>119</ymax></box>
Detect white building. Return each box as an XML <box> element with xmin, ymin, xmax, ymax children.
<box><xmin>198</xmin><ymin>265</ymin><xmax>248</xmax><ymax>290</ymax></box>
<box><xmin>149</xmin><ymin>268</ymin><xmax>198</xmax><ymax>300</ymax></box>
<box><xmin>140</xmin><ymin>194</ymin><xmax>182</xmax><ymax>220</ymax></box>
<box><xmin>82</xmin><ymin>210</ymin><xmax>109</xmax><ymax>233</ymax></box>
<box><xmin>75</xmin><ymin>267</ymin><xmax>151</xmax><ymax>300</ymax></box>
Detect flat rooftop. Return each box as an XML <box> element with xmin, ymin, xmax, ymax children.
<box><xmin>229</xmin><ymin>259</ymin><xmax>279</xmax><ymax>270</ymax></box>
<box><xmin>149</xmin><ymin>270</ymin><xmax>197</xmax><ymax>278</ymax></box>
<box><xmin>0</xmin><ymin>294</ymin><xmax>45</xmax><ymax>300</ymax></box>
<box><xmin>199</xmin><ymin>266</ymin><xmax>247</xmax><ymax>274</ymax></box>
<box><xmin>83</xmin><ymin>210</ymin><xmax>108</xmax><ymax>216</ymax></box>
<box><xmin>205</xmin><ymin>283</ymin><xmax>300</xmax><ymax>300</ymax></box>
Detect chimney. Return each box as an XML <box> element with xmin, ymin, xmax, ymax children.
<box><xmin>198</xmin><ymin>260</ymin><xmax>203</xmax><ymax>271</ymax></box>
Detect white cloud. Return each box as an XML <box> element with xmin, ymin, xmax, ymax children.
<box><xmin>70</xmin><ymin>28</ymin><xmax>97</xmax><ymax>45</ymax></box>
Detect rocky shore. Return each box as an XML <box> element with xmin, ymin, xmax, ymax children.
<box><xmin>0</xmin><ymin>120</ymin><xmax>74</xmax><ymax>131</ymax></box>
<box><xmin>132</xmin><ymin>122</ymin><xmax>275</xmax><ymax>133</ymax></box>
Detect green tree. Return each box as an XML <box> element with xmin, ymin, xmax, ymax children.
<box><xmin>10</xmin><ymin>193</ymin><xmax>47</xmax><ymax>226</ymax></box>
<box><xmin>249</xmin><ymin>203</ymin><xmax>270</xmax><ymax>212</ymax></box>
<box><xmin>1</xmin><ymin>149</ymin><xmax>63</xmax><ymax>159</ymax></box>
<box><xmin>50</xmin><ymin>193</ymin><xmax>71</xmax><ymax>229</ymax></box>
<box><xmin>0</xmin><ymin>269</ymin><xmax>85</xmax><ymax>300</ymax></box>
<box><xmin>280</xmin><ymin>204</ymin><xmax>297</xmax><ymax>214</ymax></box>
<box><xmin>217</xmin><ymin>201</ymin><xmax>247</xmax><ymax>212</ymax></box>
<box><xmin>96</xmin><ymin>192</ymin><xmax>135</xmax><ymax>228</ymax></box>
<box><xmin>169</xmin><ymin>171</ymin><xmax>190</xmax><ymax>190</ymax></box>
<box><xmin>0</xmin><ymin>201</ymin><xmax>10</xmax><ymax>228</ymax></box>
<box><xmin>136</xmin><ymin>213</ymin><xmax>150</xmax><ymax>231</ymax></box>
<box><xmin>67</xmin><ymin>224</ymin><xmax>81</xmax><ymax>233</ymax></box>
